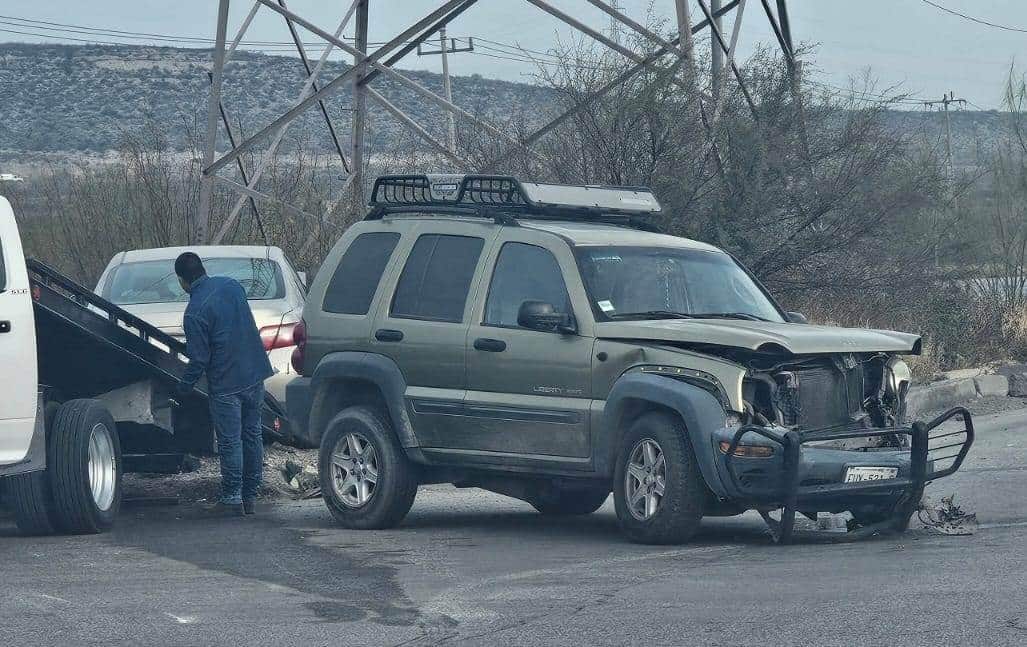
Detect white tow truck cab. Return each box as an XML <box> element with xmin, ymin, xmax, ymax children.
<box><xmin>0</xmin><ymin>196</ymin><xmax>40</xmax><ymax>470</ymax></box>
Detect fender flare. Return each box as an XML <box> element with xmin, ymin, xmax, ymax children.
<box><xmin>309</xmin><ymin>351</ymin><xmax>417</xmax><ymax>448</ymax></box>
<box><xmin>597</xmin><ymin>372</ymin><xmax>730</xmax><ymax>497</ymax></box>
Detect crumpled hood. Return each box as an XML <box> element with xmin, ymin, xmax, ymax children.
<box><xmin>594</xmin><ymin>319</ymin><xmax>921</xmax><ymax>355</ymax></box>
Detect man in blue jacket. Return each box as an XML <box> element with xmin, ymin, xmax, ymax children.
<box><xmin>176</xmin><ymin>252</ymin><xmax>273</xmax><ymax>517</ymax></box>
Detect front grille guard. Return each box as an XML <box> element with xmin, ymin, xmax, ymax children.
<box><xmin>723</xmin><ymin>407</ymin><xmax>974</xmax><ymax>543</ymax></box>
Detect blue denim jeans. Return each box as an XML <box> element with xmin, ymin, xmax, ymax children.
<box><xmin>209</xmin><ymin>382</ymin><xmax>265</xmax><ymax>504</ymax></box>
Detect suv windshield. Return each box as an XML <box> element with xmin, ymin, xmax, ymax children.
<box><xmin>105</xmin><ymin>257</ymin><xmax>285</xmax><ymax>305</ymax></box>
<box><xmin>575</xmin><ymin>246</ymin><xmax>784</xmax><ymax>323</ymax></box>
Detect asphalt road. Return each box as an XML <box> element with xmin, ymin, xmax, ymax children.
<box><xmin>2</xmin><ymin>404</ymin><xmax>1026</xmax><ymax>647</ymax></box>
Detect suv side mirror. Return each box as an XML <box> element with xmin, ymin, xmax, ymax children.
<box><xmin>786</xmin><ymin>311</ymin><xmax>809</xmax><ymax>324</ymax></box>
<box><xmin>517</xmin><ymin>300</ymin><xmax>576</xmax><ymax>334</ymax></box>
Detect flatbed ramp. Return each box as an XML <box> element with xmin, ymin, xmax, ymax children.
<box><xmin>28</xmin><ymin>258</ymin><xmax>287</xmax><ymax>455</ymax></box>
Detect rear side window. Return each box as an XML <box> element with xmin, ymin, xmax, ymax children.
<box><xmin>391</xmin><ymin>234</ymin><xmax>484</xmax><ymax>323</ymax></box>
<box><xmin>323</xmin><ymin>232</ymin><xmax>401</xmax><ymax>314</ymax></box>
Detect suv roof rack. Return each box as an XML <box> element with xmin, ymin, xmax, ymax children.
<box><xmin>366</xmin><ymin>174</ymin><xmax>662</xmax><ymax>229</ymax></box>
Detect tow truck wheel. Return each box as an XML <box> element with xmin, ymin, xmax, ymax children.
<box><xmin>48</xmin><ymin>400</ymin><xmax>122</xmax><ymax>534</ymax></box>
<box><xmin>8</xmin><ymin>469</ymin><xmax>58</xmax><ymax>536</ymax></box>
<box><xmin>319</xmin><ymin>406</ymin><xmax>418</xmax><ymax>529</ymax></box>
<box><xmin>613</xmin><ymin>411</ymin><xmax>707</xmax><ymax>544</ymax></box>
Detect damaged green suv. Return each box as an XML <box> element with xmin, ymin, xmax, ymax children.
<box><xmin>286</xmin><ymin>174</ymin><xmax>974</xmax><ymax>544</ymax></box>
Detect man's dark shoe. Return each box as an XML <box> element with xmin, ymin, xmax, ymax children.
<box><xmin>243</xmin><ymin>499</ymin><xmax>256</xmax><ymax>515</ymax></box>
<box><xmin>200</xmin><ymin>501</ymin><xmax>245</xmax><ymax>517</ymax></box>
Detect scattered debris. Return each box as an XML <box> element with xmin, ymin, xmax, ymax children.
<box><xmin>122</xmin><ymin>442</ymin><xmax>319</xmax><ymax>503</ymax></box>
<box><xmin>917</xmin><ymin>494</ymin><xmax>978</xmax><ymax>535</ymax></box>
<box><xmin>279</xmin><ymin>459</ymin><xmax>321</xmax><ymax>499</ymax></box>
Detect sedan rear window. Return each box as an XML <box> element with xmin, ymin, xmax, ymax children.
<box><xmin>105</xmin><ymin>257</ymin><xmax>285</xmax><ymax>305</ymax></box>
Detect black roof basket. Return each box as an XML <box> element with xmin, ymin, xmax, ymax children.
<box><xmin>367</xmin><ymin>174</ymin><xmax>662</xmax><ymax>230</ymax></box>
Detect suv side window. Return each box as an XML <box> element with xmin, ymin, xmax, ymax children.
<box><xmin>484</xmin><ymin>242</ymin><xmax>571</xmax><ymax>328</ymax></box>
<box><xmin>323</xmin><ymin>232</ymin><xmax>401</xmax><ymax>314</ymax></box>
<box><xmin>391</xmin><ymin>234</ymin><xmax>484</xmax><ymax>323</ymax></box>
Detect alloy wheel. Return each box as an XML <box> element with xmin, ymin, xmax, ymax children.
<box><xmin>624</xmin><ymin>438</ymin><xmax>666</xmax><ymax>521</ymax></box>
<box><xmin>330</xmin><ymin>432</ymin><xmax>379</xmax><ymax>508</ymax></box>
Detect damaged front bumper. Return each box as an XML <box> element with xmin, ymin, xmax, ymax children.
<box><xmin>714</xmin><ymin>407</ymin><xmax>974</xmax><ymax>542</ymax></box>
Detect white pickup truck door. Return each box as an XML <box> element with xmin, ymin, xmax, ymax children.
<box><xmin>0</xmin><ymin>196</ymin><xmax>38</xmax><ymax>466</ymax></box>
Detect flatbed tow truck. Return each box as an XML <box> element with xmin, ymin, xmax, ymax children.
<box><xmin>0</xmin><ymin>196</ymin><xmax>286</xmax><ymax>535</ymax></box>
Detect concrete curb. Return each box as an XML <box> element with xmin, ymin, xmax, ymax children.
<box><xmin>906</xmin><ymin>378</ymin><xmax>978</xmax><ymax>418</ymax></box>
<box><xmin>906</xmin><ymin>373</ymin><xmax>1018</xmax><ymax>418</ymax></box>
<box><xmin>974</xmin><ymin>374</ymin><xmax>1009</xmax><ymax>398</ymax></box>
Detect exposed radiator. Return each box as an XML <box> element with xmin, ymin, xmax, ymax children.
<box><xmin>776</xmin><ymin>361</ymin><xmax>864</xmax><ymax>429</ymax></box>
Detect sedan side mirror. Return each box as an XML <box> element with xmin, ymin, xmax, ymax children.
<box><xmin>786</xmin><ymin>311</ymin><xmax>809</xmax><ymax>324</ymax></box>
<box><xmin>517</xmin><ymin>300</ymin><xmax>576</xmax><ymax>334</ymax></box>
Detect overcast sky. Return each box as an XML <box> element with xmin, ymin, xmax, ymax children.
<box><xmin>2</xmin><ymin>0</ymin><xmax>1026</xmax><ymax>109</ymax></box>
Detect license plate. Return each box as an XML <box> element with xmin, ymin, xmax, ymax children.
<box><xmin>844</xmin><ymin>466</ymin><xmax>898</xmax><ymax>483</ymax></box>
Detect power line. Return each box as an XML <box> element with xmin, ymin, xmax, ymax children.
<box><xmin>0</xmin><ymin>10</ymin><xmax>977</xmax><ymax>107</ymax></box>
<box><xmin>0</xmin><ymin>14</ymin><xmax>398</xmax><ymax>48</ymax></box>
<box><xmin>919</xmin><ymin>0</ymin><xmax>1027</xmax><ymax>34</ymax></box>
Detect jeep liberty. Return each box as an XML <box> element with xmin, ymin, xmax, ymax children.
<box><xmin>286</xmin><ymin>175</ymin><xmax>974</xmax><ymax>544</ymax></box>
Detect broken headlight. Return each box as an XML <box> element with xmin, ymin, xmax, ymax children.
<box><xmin>885</xmin><ymin>357</ymin><xmax>911</xmax><ymax>398</ymax></box>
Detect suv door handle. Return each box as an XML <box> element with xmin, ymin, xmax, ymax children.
<box><xmin>473</xmin><ymin>337</ymin><xmax>507</xmax><ymax>352</ymax></box>
<box><xmin>375</xmin><ymin>329</ymin><xmax>404</xmax><ymax>342</ymax></box>
<box><xmin>0</xmin><ymin>321</ymin><xmax>9</xmax><ymax>333</ymax></box>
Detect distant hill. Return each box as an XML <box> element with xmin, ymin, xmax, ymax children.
<box><xmin>0</xmin><ymin>42</ymin><xmax>555</xmax><ymax>155</ymax></box>
<box><xmin>0</xmin><ymin>42</ymin><xmax>1010</xmax><ymax>162</ymax></box>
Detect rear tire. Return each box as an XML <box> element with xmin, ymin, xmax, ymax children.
<box><xmin>613</xmin><ymin>411</ymin><xmax>706</xmax><ymax>544</ymax></box>
<box><xmin>9</xmin><ymin>469</ymin><xmax>58</xmax><ymax>536</ymax></box>
<box><xmin>8</xmin><ymin>399</ymin><xmax>122</xmax><ymax>535</ymax></box>
<box><xmin>319</xmin><ymin>406</ymin><xmax>418</xmax><ymax>529</ymax></box>
<box><xmin>529</xmin><ymin>487</ymin><xmax>609</xmax><ymax>515</ymax></box>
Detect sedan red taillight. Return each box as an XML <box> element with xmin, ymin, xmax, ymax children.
<box><xmin>290</xmin><ymin>319</ymin><xmax>307</xmax><ymax>375</ymax></box>
<box><xmin>260</xmin><ymin>322</ymin><xmax>297</xmax><ymax>351</ymax></box>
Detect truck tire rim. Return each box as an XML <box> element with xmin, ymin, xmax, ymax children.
<box><xmin>330</xmin><ymin>432</ymin><xmax>379</xmax><ymax>508</ymax></box>
<box><xmin>625</xmin><ymin>438</ymin><xmax>666</xmax><ymax>521</ymax></box>
<box><xmin>88</xmin><ymin>423</ymin><xmax>117</xmax><ymax>512</ymax></box>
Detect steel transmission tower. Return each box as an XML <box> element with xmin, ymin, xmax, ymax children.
<box><xmin>197</xmin><ymin>0</ymin><xmax>797</xmax><ymax>245</ymax></box>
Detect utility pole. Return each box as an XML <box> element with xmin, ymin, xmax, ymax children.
<box><xmin>923</xmin><ymin>90</ymin><xmax>967</xmax><ymax>176</ymax></box>
<box><xmin>417</xmin><ymin>31</ymin><xmax>473</xmax><ymax>151</ymax></box>
<box><xmin>923</xmin><ymin>91</ymin><xmax>966</xmax><ymax>267</ymax></box>
<box><xmin>710</xmin><ymin>0</ymin><xmax>723</xmax><ymax>98</ymax></box>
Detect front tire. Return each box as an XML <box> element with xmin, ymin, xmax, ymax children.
<box><xmin>319</xmin><ymin>407</ymin><xmax>418</xmax><ymax>529</ymax></box>
<box><xmin>613</xmin><ymin>411</ymin><xmax>706</xmax><ymax>544</ymax></box>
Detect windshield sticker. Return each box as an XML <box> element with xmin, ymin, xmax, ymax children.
<box><xmin>598</xmin><ymin>300</ymin><xmax>616</xmax><ymax>313</ymax></box>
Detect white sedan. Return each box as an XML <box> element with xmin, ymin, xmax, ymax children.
<box><xmin>94</xmin><ymin>245</ymin><xmax>306</xmax><ymax>404</ymax></box>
